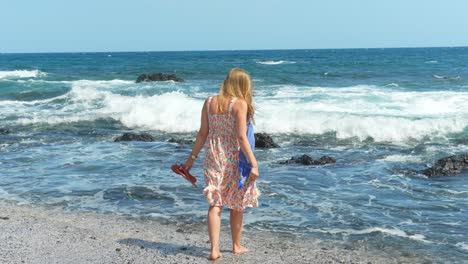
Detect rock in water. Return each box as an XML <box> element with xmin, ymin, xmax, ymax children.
<box><xmin>114</xmin><ymin>133</ymin><xmax>154</xmax><ymax>142</ymax></box>
<box><xmin>0</xmin><ymin>128</ymin><xmax>12</xmax><ymax>134</ymax></box>
<box><xmin>168</xmin><ymin>138</ymin><xmax>194</xmax><ymax>145</ymax></box>
<box><xmin>254</xmin><ymin>133</ymin><xmax>279</xmax><ymax>148</ymax></box>
<box><xmin>422</xmin><ymin>154</ymin><xmax>468</xmax><ymax>177</ymax></box>
<box><xmin>136</xmin><ymin>73</ymin><xmax>184</xmax><ymax>83</ymax></box>
<box><xmin>316</xmin><ymin>155</ymin><xmax>337</xmax><ymax>165</ymax></box>
<box><xmin>280</xmin><ymin>154</ymin><xmax>336</xmax><ymax>166</ymax></box>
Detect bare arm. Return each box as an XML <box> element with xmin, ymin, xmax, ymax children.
<box><xmin>184</xmin><ymin>98</ymin><xmax>209</xmax><ymax>171</ymax></box>
<box><xmin>233</xmin><ymin>100</ymin><xmax>259</xmax><ymax>179</ymax></box>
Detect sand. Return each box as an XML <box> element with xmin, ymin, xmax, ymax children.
<box><xmin>0</xmin><ymin>203</ymin><xmax>427</xmax><ymax>264</ymax></box>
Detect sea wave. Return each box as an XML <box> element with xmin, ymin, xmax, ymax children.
<box><xmin>256</xmin><ymin>60</ymin><xmax>296</xmax><ymax>65</ymax></box>
<box><xmin>14</xmin><ymin>78</ymin><xmax>133</xmax><ymax>86</ymax></box>
<box><xmin>269</xmin><ymin>85</ymin><xmax>468</xmax><ymax>116</ymax></box>
<box><xmin>432</xmin><ymin>74</ymin><xmax>461</xmax><ymax>80</ymax></box>
<box><xmin>9</xmin><ymin>86</ymin><xmax>202</xmax><ymax>133</ymax></box>
<box><xmin>2</xmin><ymin>83</ymin><xmax>468</xmax><ymax>142</ymax></box>
<box><xmin>0</xmin><ymin>70</ymin><xmax>47</xmax><ymax>79</ymax></box>
<box><xmin>256</xmin><ymin>111</ymin><xmax>467</xmax><ymax>142</ymax></box>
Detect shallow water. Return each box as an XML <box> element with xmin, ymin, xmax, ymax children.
<box><xmin>1</xmin><ymin>48</ymin><xmax>467</xmax><ymax>262</ymax></box>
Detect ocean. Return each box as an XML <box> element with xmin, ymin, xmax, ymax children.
<box><xmin>1</xmin><ymin>48</ymin><xmax>467</xmax><ymax>262</ymax></box>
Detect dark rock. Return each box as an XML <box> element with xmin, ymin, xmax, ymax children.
<box><xmin>282</xmin><ymin>154</ymin><xmax>315</xmax><ymax>165</ymax></box>
<box><xmin>316</xmin><ymin>155</ymin><xmax>337</xmax><ymax>165</ymax></box>
<box><xmin>180</xmin><ymin>246</ymin><xmax>188</xmax><ymax>251</ymax></box>
<box><xmin>280</xmin><ymin>154</ymin><xmax>336</xmax><ymax>166</ymax></box>
<box><xmin>0</xmin><ymin>216</ymin><xmax>9</xmax><ymax>220</ymax></box>
<box><xmin>136</xmin><ymin>73</ymin><xmax>184</xmax><ymax>83</ymax></box>
<box><xmin>0</xmin><ymin>128</ymin><xmax>12</xmax><ymax>134</ymax></box>
<box><xmin>168</xmin><ymin>138</ymin><xmax>194</xmax><ymax>145</ymax></box>
<box><xmin>115</xmin><ymin>248</ymin><xmax>121</xmax><ymax>252</ymax></box>
<box><xmin>176</xmin><ymin>228</ymin><xmax>184</xmax><ymax>233</ymax></box>
<box><xmin>114</xmin><ymin>133</ymin><xmax>154</xmax><ymax>142</ymax></box>
<box><xmin>422</xmin><ymin>154</ymin><xmax>468</xmax><ymax>177</ymax></box>
<box><xmin>254</xmin><ymin>133</ymin><xmax>279</xmax><ymax>148</ymax></box>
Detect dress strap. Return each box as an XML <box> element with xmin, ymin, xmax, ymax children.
<box><xmin>207</xmin><ymin>96</ymin><xmax>213</xmax><ymax>115</ymax></box>
<box><xmin>228</xmin><ymin>97</ymin><xmax>237</xmax><ymax>114</ymax></box>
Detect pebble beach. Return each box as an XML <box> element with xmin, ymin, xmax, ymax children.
<box><xmin>0</xmin><ymin>203</ymin><xmax>428</xmax><ymax>264</ymax></box>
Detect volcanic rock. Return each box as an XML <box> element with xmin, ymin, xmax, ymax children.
<box><xmin>422</xmin><ymin>154</ymin><xmax>468</xmax><ymax>177</ymax></box>
<box><xmin>114</xmin><ymin>133</ymin><xmax>154</xmax><ymax>142</ymax></box>
<box><xmin>136</xmin><ymin>73</ymin><xmax>183</xmax><ymax>83</ymax></box>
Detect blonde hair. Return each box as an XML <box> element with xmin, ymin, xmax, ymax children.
<box><xmin>217</xmin><ymin>68</ymin><xmax>255</xmax><ymax>121</ymax></box>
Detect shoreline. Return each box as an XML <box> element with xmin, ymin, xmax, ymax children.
<box><xmin>0</xmin><ymin>202</ymin><xmax>428</xmax><ymax>264</ymax></box>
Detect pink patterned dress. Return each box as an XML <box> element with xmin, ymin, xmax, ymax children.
<box><xmin>203</xmin><ymin>96</ymin><xmax>260</xmax><ymax>211</ymax></box>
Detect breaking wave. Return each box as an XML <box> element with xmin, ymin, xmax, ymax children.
<box><xmin>0</xmin><ymin>70</ymin><xmax>47</xmax><ymax>79</ymax></box>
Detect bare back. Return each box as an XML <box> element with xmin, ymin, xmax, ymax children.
<box><xmin>207</xmin><ymin>95</ymin><xmax>235</xmax><ymax>115</ymax></box>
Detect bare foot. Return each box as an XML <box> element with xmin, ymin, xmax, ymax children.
<box><xmin>233</xmin><ymin>246</ymin><xmax>249</xmax><ymax>255</ymax></box>
<box><xmin>208</xmin><ymin>252</ymin><xmax>222</xmax><ymax>261</ymax></box>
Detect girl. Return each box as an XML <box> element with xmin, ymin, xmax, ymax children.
<box><xmin>184</xmin><ymin>68</ymin><xmax>260</xmax><ymax>260</ymax></box>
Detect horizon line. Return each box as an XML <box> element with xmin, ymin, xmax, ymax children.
<box><xmin>1</xmin><ymin>45</ymin><xmax>467</xmax><ymax>55</ymax></box>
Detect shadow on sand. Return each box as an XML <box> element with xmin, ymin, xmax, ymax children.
<box><xmin>118</xmin><ymin>238</ymin><xmax>212</xmax><ymax>258</ymax></box>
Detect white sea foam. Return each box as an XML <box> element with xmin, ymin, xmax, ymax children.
<box><xmin>314</xmin><ymin>227</ymin><xmax>431</xmax><ymax>243</ymax></box>
<box><xmin>0</xmin><ymin>70</ymin><xmax>47</xmax><ymax>79</ymax></box>
<box><xmin>68</xmin><ymin>79</ymin><xmax>133</xmax><ymax>87</ymax></box>
<box><xmin>381</xmin><ymin>155</ymin><xmax>422</xmax><ymax>163</ymax></box>
<box><xmin>433</xmin><ymin>74</ymin><xmax>461</xmax><ymax>80</ymax></box>
<box><xmin>256</xmin><ymin>60</ymin><xmax>296</xmax><ymax>65</ymax></box>
<box><xmin>2</xmin><ymin>83</ymin><xmax>468</xmax><ymax>142</ymax></box>
<box><xmin>456</xmin><ymin>242</ymin><xmax>468</xmax><ymax>252</ymax></box>
<box><xmin>425</xmin><ymin>60</ymin><xmax>438</xmax><ymax>64</ymax></box>
<box><xmin>11</xmin><ymin>85</ymin><xmax>203</xmax><ymax>133</ymax></box>
<box><xmin>256</xmin><ymin>85</ymin><xmax>468</xmax><ymax>141</ymax></box>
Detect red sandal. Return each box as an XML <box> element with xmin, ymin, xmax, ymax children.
<box><xmin>171</xmin><ymin>164</ymin><xmax>197</xmax><ymax>187</ymax></box>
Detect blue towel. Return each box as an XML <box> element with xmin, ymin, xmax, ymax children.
<box><xmin>238</xmin><ymin>120</ymin><xmax>255</xmax><ymax>190</ymax></box>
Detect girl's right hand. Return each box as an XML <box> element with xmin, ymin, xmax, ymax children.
<box><xmin>249</xmin><ymin>167</ymin><xmax>259</xmax><ymax>180</ymax></box>
<box><xmin>183</xmin><ymin>158</ymin><xmax>194</xmax><ymax>172</ymax></box>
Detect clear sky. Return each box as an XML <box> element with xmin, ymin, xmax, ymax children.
<box><xmin>1</xmin><ymin>0</ymin><xmax>467</xmax><ymax>53</ymax></box>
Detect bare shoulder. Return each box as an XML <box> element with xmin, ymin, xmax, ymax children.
<box><xmin>205</xmin><ymin>95</ymin><xmax>215</xmax><ymax>103</ymax></box>
<box><xmin>232</xmin><ymin>98</ymin><xmax>247</xmax><ymax>112</ymax></box>
<box><xmin>204</xmin><ymin>95</ymin><xmax>215</xmax><ymax>107</ymax></box>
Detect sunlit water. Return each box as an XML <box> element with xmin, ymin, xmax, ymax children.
<box><xmin>1</xmin><ymin>48</ymin><xmax>467</xmax><ymax>262</ymax></box>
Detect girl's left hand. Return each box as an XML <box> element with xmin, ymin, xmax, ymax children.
<box><xmin>249</xmin><ymin>167</ymin><xmax>259</xmax><ymax>180</ymax></box>
<box><xmin>183</xmin><ymin>158</ymin><xmax>194</xmax><ymax>171</ymax></box>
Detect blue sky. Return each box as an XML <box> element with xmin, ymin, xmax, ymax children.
<box><xmin>1</xmin><ymin>0</ymin><xmax>467</xmax><ymax>53</ymax></box>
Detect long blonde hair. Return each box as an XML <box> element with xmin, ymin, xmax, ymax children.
<box><xmin>217</xmin><ymin>68</ymin><xmax>255</xmax><ymax>122</ymax></box>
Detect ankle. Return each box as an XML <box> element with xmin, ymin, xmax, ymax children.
<box><xmin>211</xmin><ymin>246</ymin><xmax>220</xmax><ymax>252</ymax></box>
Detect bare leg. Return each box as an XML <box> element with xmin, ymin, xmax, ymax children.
<box><xmin>230</xmin><ymin>209</ymin><xmax>249</xmax><ymax>254</ymax></box>
<box><xmin>208</xmin><ymin>206</ymin><xmax>222</xmax><ymax>260</ymax></box>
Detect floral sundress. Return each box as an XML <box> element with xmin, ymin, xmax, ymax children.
<box><xmin>203</xmin><ymin>96</ymin><xmax>260</xmax><ymax>211</ymax></box>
